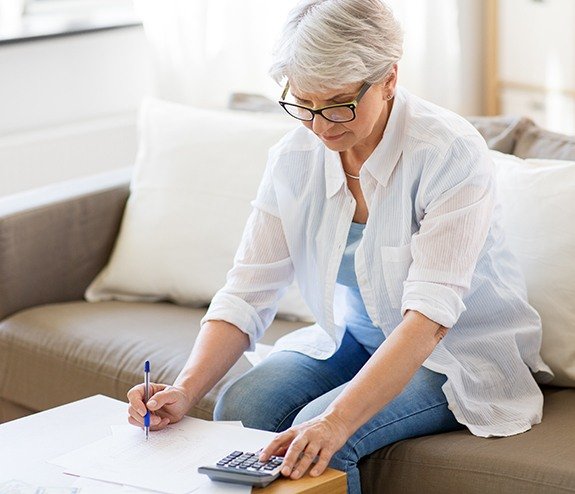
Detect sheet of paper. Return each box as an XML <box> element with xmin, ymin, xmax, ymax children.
<box><xmin>49</xmin><ymin>417</ymin><xmax>276</xmax><ymax>494</ymax></box>
<box><xmin>0</xmin><ymin>480</ymin><xmax>79</xmax><ymax>494</ymax></box>
<box><xmin>73</xmin><ymin>475</ymin><xmax>248</xmax><ymax>494</ymax></box>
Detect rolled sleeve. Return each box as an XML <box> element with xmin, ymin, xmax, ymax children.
<box><xmin>200</xmin><ymin>194</ymin><xmax>294</xmax><ymax>348</ymax></box>
<box><xmin>201</xmin><ymin>292</ymin><xmax>270</xmax><ymax>351</ymax></box>
<box><xmin>401</xmin><ymin>281</ymin><xmax>466</xmax><ymax>328</ymax></box>
<box><xmin>402</xmin><ymin>135</ymin><xmax>494</xmax><ymax>328</ymax></box>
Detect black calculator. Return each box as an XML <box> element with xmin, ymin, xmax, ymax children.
<box><xmin>198</xmin><ymin>450</ymin><xmax>284</xmax><ymax>487</ymax></box>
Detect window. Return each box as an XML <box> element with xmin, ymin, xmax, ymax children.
<box><xmin>0</xmin><ymin>0</ymin><xmax>141</xmax><ymax>44</ymax></box>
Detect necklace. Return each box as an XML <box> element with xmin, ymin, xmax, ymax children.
<box><xmin>344</xmin><ymin>171</ymin><xmax>360</xmax><ymax>180</ymax></box>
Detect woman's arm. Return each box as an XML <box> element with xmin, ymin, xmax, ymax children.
<box><xmin>260</xmin><ymin>309</ymin><xmax>447</xmax><ymax>479</ymax></box>
<box><xmin>127</xmin><ymin>320</ymin><xmax>250</xmax><ymax>429</ymax></box>
<box><xmin>173</xmin><ymin>320</ymin><xmax>251</xmax><ymax>404</ymax></box>
<box><xmin>326</xmin><ymin>310</ymin><xmax>445</xmax><ymax>432</ymax></box>
<box><xmin>128</xmin><ymin>205</ymin><xmax>293</xmax><ymax>428</ymax></box>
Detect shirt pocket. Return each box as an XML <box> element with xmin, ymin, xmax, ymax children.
<box><xmin>380</xmin><ymin>244</ymin><xmax>413</xmax><ymax>309</ymax></box>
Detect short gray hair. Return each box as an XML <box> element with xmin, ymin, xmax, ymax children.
<box><xmin>269</xmin><ymin>0</ymin><xmax>403</xmax><ymax>92</ymax></box>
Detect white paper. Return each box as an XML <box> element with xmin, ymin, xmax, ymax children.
<box><xmin>73</xmin><ymin>475</ymin><xmax>248</xmax><ymax>494</ymax></box>
<box><xmin>49</xmin><ymin>418</ymin><xmax>276</xmax><ymax>494</ymax></box>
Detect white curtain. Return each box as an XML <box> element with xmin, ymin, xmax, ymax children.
<box><xmin>134</xmin><ymin>0</ymin><xmax>297</xmax><ymax>108</ymax></box>
<box><xmin>387</xmin><ymin>0</ymin><xmax>464</xmax><ymax>113</ymax></box>
<box><xmin>135</xmin><ymin>0</ymin><xmax>471</xmax><ymax>113</ymax></box>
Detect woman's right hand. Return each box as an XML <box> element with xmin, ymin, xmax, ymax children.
<box><xmin>127</xmin><ymin>382</ymin><xmax>192</xmax><ymax>431</ymax></box>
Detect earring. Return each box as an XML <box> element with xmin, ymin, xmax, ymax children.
<box><xmin>386</xmin><ymin>94</ymin><xmax>394</xmax><ymax>100</ymax></box>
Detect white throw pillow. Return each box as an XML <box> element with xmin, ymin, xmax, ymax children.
<box><xmin>86</xmin><ymin>98</ymin><xmax>314</xmax><ymax>322</ymax></box>
<box><xmin>492</xmin><ymin>150</ymin><xmax>575</xmax><ymax>386</ymax></box>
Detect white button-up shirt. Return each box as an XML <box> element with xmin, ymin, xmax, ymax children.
<box><xmin>202</xmin><ymin>86</ymin><xmax>553</xmax><ymax>437</ymax></box>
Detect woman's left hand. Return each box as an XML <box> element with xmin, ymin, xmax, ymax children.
<box><xmin>259</xmin><ymin>413</ymin><xmax>350</xmax><ymax>479</ymax></box>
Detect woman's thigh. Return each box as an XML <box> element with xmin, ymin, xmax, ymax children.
<box><xmin>294</xmin><ymin>366</ymin><xmax>464</xmax><ymax>464</ymax></box>
<box><xmin>214</xmin><ymin>331</ymin><xmax>371</xmax><ymax>432</ymax></box>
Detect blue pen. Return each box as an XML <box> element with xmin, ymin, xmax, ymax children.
<box><xmin>144</xmin><ymin>360</ymin><xmax>151</xmax><ymax>440</ymax></box>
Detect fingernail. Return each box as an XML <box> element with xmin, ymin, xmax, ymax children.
<box><xmin>148</xmin><ymin>400</ymin><xmax>157</xmax><ymax>408</ymax></box>
<box><xmin>292</xmin><ymin>470</ymin><xmax>300</xmax><ymax>478</ymax></box>
<box><xmin>311</xmin><ymin>469</ymin><xmax>319</xmax><ymax>476</ymax></box>
<box><xmin>282</xmin><ymin>467</ymin><xmax>291</xmax><ymax>476</ymax></box>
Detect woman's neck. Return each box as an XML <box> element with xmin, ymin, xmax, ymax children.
<box><xmin>340</xmin><ymin>98</ymin><xmax>394</xmax><ymax>174</ymax></box>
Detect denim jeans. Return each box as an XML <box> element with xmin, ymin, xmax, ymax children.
<box><xmin>214</xmin><ymin>331</ymin><xmax>464</xmax><ymax>494</ymax></box>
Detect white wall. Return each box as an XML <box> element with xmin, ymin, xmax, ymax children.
<box><xmin>0</xmin><ymin>1</ymin><xmax>487</xmax><ymax>198</ymax></box>
<box><xmin>0</xmin><ymin>26</ymin><xmax>152</xmax><ymax>197</ymax></box>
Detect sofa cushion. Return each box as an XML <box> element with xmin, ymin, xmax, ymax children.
<box><xmin>0</xmin><ymin>301</ymin><xmax>304</xmax><ymax>420</ymax></box>
<box><xmin>85</xmin><ymin>98</ymin><xmax>314</xmax><ymax>323</ymax></box>
<box><xmin>514</xmin><ymin>125</ymin><xmax>575</xmax><ymax>160</ymax></box>
<box><xmin>359</xmin><ymin>387</ymin><xmax>575</xmax><ymax>494</ymax></box>
<box><xmin>493</xmin><ymin>151</ymin><xmax>575</xmax><ymax>386</ymax></box>
<box><xmin>466</xmin><ymin>115</ymin><xmax>534</xmax><ymax>154</ymax></box>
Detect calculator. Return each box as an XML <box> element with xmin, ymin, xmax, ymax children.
<box><xmin>198</xmin><ymin>450</ymin><xmax>284</xmax><ymax>487</ymax></box>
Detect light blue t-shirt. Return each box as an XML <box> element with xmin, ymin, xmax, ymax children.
<box><xmin>336</xmin><ymin>221</ymin><xmax>385</xmax><ymax>354</ymax></box>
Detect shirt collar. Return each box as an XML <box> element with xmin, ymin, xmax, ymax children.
<box><xmin>324</xmin><ymin>85</ymin><xmax>408</xmax><ymax>199</ymax></box>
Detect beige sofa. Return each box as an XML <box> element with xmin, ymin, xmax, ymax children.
<box><xmin>1</xmin><ymin>116</ymin><xmax>574</xmax><ymax>493</ymax></box>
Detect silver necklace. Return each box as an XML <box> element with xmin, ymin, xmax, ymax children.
<box><xmin>344</xmin><ymin>171</ymin><xmax>360</xmax><ymax>180</ymax></box>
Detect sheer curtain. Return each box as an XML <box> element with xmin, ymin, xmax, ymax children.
<box><xmin>387</xmin><ymin>0</ymin><xmax>464</xmax><ymax>113</ymax></box>
<box><xmin>135</xmin><ymin>0</ymin><xmax>470</xmax><ymax>113</ymax></box>
<box><xmin>134</xmin><ymin>0</ymin><xmax>297</xmax><ymax>108</ymax></box>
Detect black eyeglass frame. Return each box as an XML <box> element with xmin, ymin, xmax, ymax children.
<box><xmin>278</xmin><ymin>81</ymin><xmax>371</xmax><ymax>123</ymax></box>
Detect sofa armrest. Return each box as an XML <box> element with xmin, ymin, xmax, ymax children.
<box><xmin>0</xmin><ymin>168</ymin><xmax>132</xmax><ymax>321</ymax></box>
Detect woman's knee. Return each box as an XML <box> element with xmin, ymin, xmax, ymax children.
<box><xmin>214</xmin><ymin>368</ymin><xmax>300</xmax><ymax>432</ymax></box>
<box><xmin>293</xmin><ymin>383</ymin><xmax>347</xmax><ymax>425</ymax></box>
<box><xmin>213</xmin><ymin>376</ymin><xmax>268</xmax><ymax>429</ymax></box>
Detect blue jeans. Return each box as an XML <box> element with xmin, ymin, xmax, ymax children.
<box><xmin>214</xmin><ymin>331</ymin><xmax>464</xmax><ymax>494</ymax></box>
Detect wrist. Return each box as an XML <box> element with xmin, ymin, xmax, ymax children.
<box><xmin>323</xmin><ymin>407</ymin><xmax>355</xmax><ymax>439</ymax></box>
<box><xmin>170</xmin><ymin>381</ymin><xmax>197</xmax><ymax>410</ymax></box>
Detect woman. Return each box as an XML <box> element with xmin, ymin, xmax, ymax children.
<box><xmin>127</xmin><ymin>1</ymin><xmax>553</xmax><ymax>492</ymax></box>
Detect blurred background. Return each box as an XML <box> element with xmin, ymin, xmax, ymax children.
<box><xmin>0</xmin><ymin>0</ymin><xmax>573</xmax><ymax>196</ymax></box>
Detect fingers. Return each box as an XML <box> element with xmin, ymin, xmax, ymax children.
<box><xmin>310</xmin><ymin>451</ymin><xmax>331</xmax><ymax>477</ymax></box>
<box><xmin>127</xmin><ymin>383</ymin><xmax>147</xmax><ymax>416</ymax></box>
<box><xmin>128</xmin><ymin>413</ymin><xmax>170</xmax><ymax>430</ymax></box>
<box><xmin>263</xmin><ymin>418</ymin><xmax>344</xmax><ymax>480</ymax></box>
<box><xmin>260</xmin><ymin>432</ymin><xmax>319</xmax><ymax>480</ymax></box>
<box><xmin>259</xmin><ymin>430</ymin><xmax>295</xmax><ymax>462</ymax></box>
<box><xmin>127</xmin><ymin>382</ymin><xmax>174</xmax><ymax>429</ymax></box>
<box><xmin>282</xmin><ymin>436</ymin><xmax>320</xmax><ymax>479</ymax></box>
<box><xmin>150</xmin><ymin>416</ymin><xmax>171</xmax><ymax>430</ymax></box>
<box><xmin>146</xmin><ymin>385</ymin><xmax>178</xmax><ymax>411</ymax></box>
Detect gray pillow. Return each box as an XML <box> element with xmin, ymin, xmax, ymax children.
<box><xmin>466</xmin><ymin>115</ymin><xmax>534</xmax><ymax>154</ymax></box>
<box><xmin>514</xmin><ymin>125</ymin><xmax>575</xmax><ymax>161</ymax></box>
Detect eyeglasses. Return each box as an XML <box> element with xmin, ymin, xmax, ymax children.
<box><xmin>278</xmin><ymin>81</ymin><xmax>371</xmax><ymax>123</ymax></box>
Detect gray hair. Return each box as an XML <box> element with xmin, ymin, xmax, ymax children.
<box><xmin>269</xmin><ymin>0</ymin><xmax>403</xmax><ymax>92</ymax></box>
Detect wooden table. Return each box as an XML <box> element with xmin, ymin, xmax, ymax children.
<box><xmin>0</xmin><ymin>395</ymin><xmax>346</xmax><ymax>493</ymax></box>
<box><xmin>255</xmin><ymin>468</ymin><xmax>346</xmax><ymax>493</ymax></box>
